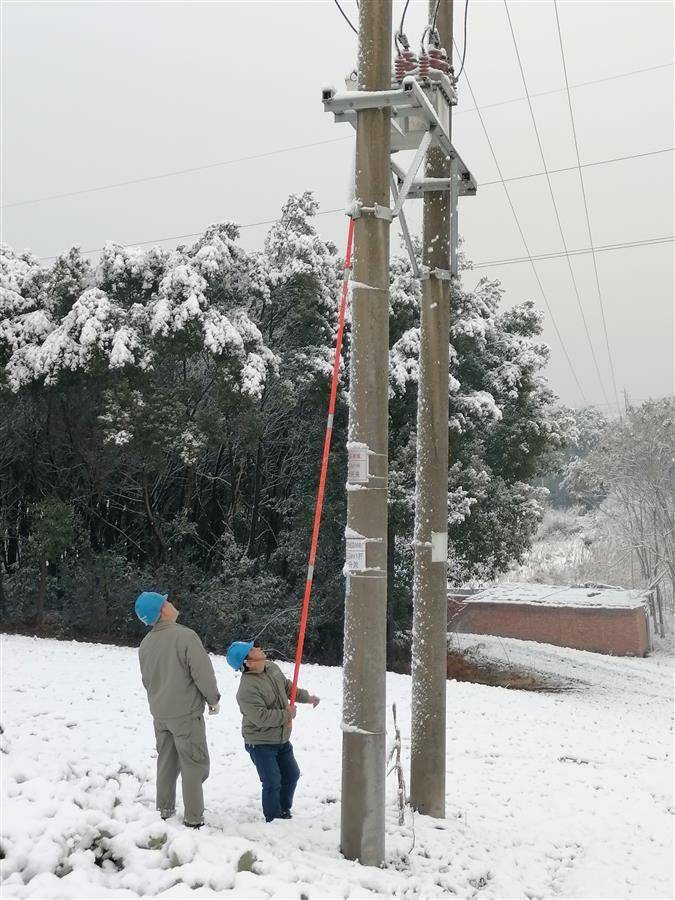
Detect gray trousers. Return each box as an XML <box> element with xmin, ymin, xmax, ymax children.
<box><xmin>153</xmin><ymin>712</ymin><xmax>210</xmax><ymax>824</ymax></box>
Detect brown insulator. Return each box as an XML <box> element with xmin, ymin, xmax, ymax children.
<box><xmin>395</xmin><ymin>50</ymin><xmax>418</xmax><ymax>82</ymax></box>
<box><xmin>429</xmin><ymin>47</ymin><xmax>450</xmax><ymax>74</ymax></box>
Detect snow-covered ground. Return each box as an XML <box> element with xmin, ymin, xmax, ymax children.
<box><xmin>1</xmin><ymin>633</ymin><xmax>673</xmax><ymax>899</ymax></box>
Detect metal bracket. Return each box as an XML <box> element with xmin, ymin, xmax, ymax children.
<box><xmin>419</xmin><ymin>267</ymin><xmax>453</xmax><ymax>281</ymax></box>
<box><xmin>391</xmin><ymin>129</ymin><xmax>433</xmax><ymax>216</ymax></box>
<box><xmin>450</xmin><ymin>158</ymin><xmax>459</xmax><ymax>277</ymax></box>
<box><xmin>390</xmin><ymin>173</ymin><xmax>420</xmax><ymax>278</ymax></box>
<box><xmin>349</xmin><ymin>202</ymin><xmax>393</xmax><ymax>222</ymax></box>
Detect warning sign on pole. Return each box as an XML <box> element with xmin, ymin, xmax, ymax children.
<box><xmin>348</xmin><ymin>444</ymin><xmax>369</xmax><ymax>483</ymax></box>
<box><xmin>345</xmin><ymin>538</ymin><xmax>367</xmax><ymax>571</ymax></box>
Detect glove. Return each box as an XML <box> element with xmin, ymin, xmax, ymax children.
<box><xmin>208</xmin><ymin>703</ymin><xmax>220</xmax><ymax>716</ymax></box>
<box><xmin>308</xmin><ymin>695</ymin><xmax>320</xmax><ymax>708</ymax></box>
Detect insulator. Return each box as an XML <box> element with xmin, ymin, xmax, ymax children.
<box><xmin>394</xmin><ymin>50</ymin><xmax>418</xmax><ymax>83</ymax></box>
<box><xmin>418</xmin><ymin>52</ymin><xmax>430</xmax><ymax>78</ymax></box>
<box><xmin>429</xmin><ymin>47</ymin><xmax>450</xmax><ymax>74</ymax></box>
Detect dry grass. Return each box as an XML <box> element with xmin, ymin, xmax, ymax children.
<box><xmin>445</xmin><ymin>646</ymin><xmax>576</xmax><ymax>693</ymax></box>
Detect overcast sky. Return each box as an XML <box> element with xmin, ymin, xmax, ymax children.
<box><xmin>2</xmin><ymin>0</ymin><xmax>673</xmax><ymax>411</ymax></box>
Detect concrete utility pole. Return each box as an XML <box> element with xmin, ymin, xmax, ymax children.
<box><xmin>410</xmin><ymin>0</ymin><xmax>454</xmax><ymax>818</ymax></box>
<box><xmin>340</xmin><ymin>0</ymin><xmax>392</xmax><ymax>867</ymax></box>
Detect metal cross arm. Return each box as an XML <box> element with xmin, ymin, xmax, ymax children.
<box><xmin>322</xmin><ymin>79</ymin><xmax>478</xmax><ymax>196</ymax></box>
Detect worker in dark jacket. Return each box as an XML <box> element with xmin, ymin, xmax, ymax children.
<box><xmin>226</xmin><ymin>641</ymin><xmax>319</xmax><ymax>822</ymax></box>
<box><xmin>136</xmin><ymin>591</ymin><xmax>221</xmax><ymax>828</ymax></box>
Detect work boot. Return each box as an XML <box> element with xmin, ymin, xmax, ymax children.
<box><xmin>160</xmin><ymin>809</ymin><xmax>175</xmax><ymax>820</ymax></box>
<box><xmin>280</xmin><ymin>810</ymin><xmax>292</xmax><ymax>819</ymax></box>
<box><xmin>184</xmin><ymin>820</ymin><xmax>204</xmax><ymax>829</ymax></box>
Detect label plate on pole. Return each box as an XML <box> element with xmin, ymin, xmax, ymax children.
<box><xmin>431</xmin><ymin>531</ymin><xmax>448</xmax><ymax>563</ymax></box>
<box><xmin>348</xmin><ymin>445</ymin><xmax>369</xmax><ymax>483</ymax></box>
<box><xmin>346</xmin><ymin>538</ymin><xmax>367</xmax><ymax>571</ymax></box>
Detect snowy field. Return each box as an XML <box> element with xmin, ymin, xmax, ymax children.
<box><xmin>1</xmin><ymin>633</ymin><xmax>673</xmax><ymax>899</ymax></box>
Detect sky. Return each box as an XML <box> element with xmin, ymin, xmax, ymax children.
<box><xmin>1</xmin><ymin>0</ymin><xmax>673</xmax><ymax>411</ymax></box>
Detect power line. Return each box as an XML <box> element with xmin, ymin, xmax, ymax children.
<box><xmin>554</xmin><ymin>0</ymin><xmax>622</xmax><ymax>418</ymax></box>
<box><xmin>454</xmin><ymin>61</ymin><xmax>674</xmax><ymax>117</ymax></box>
<box><xmin>3</xmin><ymin>75</ymin><xmax>671</xmax><ymax>211</ymax></box>
<box><xmin>37</xmin><ymin>228</ymin><xmax>674</xmax><ymax>267</ymax></box>
<box><xmin>473</xmin><ymin>235</ymin><xmax>674</xmax><ymax>268</ymax></box>
<box><xmin>37</xmin><ymin>208</ymin><xmax>345</xmax><ymax>261</ymax></box>
<box><xmin>479</xmin><ymin>147</ymin><xmax>673</xmax><ymax>188</ymax></box>
<box><xmin>332</xmin><ymin>0</ymin><xmax>358</xmax><ymax>36</ymax></box>
<box><xmin>431</xmin><ymin>0</ymin><xmax>442</xmax><ymax>35</ymax></box>
<box><xmin>454</xmin><ymin>0</ymin><xmax>469</xmax><ymax>81</ymax></box>
<box><xmin>503</xmin><ymin>0</ymin><xmax>610</xmax><ymax>407</ymax></box>
<box><xmin>5</xmin><ymin>140</ymin><xmax>670</xmax><ymax>214</ymax></box>
<box><xmin>1</xmin><ymin>137</ymin><xmax>353</xmax><ymax>210</ymax></box>
<box><xmin>455</xmin><ymin>44</ymin><xmax>589</xmax><ymax>407</ymax></box>
<box><xmin>398</xmin><ymin>0</ymin><xmax>412</xmax><ymax>40</ymax></box>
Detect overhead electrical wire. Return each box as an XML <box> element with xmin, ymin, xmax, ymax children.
<box><xmin>454</xmin><ymin>0</ymin><xmax>469</xmax><ymax>81</ymax></box>
<box><xmin>430</xmin><ymin>0</ymin><xmax>442</xmax><ymax>35</ymax></box>
<box><xmin>480</xmin><ymin>147</ymin><xmax>673</xmax><ymax>187</ymax></box>
<box><xmin>5</xmin><ymin>140</ymin><xmax>671</xmax><ymax>213</ymax></box>
<box><xmin>3</xmin><ymin>69</ymin><xmax>671</xmax><ymax>210</ymax></box>
<box><xmin>455</xmin><ymin>61</ymin><xmax>673</xmax><ymax>117</ymax></box>
<box><xmin>332</xmin><ymin>0</ymin><xmax>358</xmax><ymax>36</ymax></box>
<box><xmin>398</xmin><ymin>0</ymin><xmax>412</xmax><ymax>41</ymax></box>
<box><xmin>473</xmin><ymin>235</ymin><xmax>674</xmax><ymax>268</ymax></box>
<box><xmin>38</xmin><ymin>231</ymin><xmax>674</xmax><ymax>266</ymax></box>
<box><xmin>1</xmin><ymin>138</ymin><xmax>354</xmax><ymax>210</ymax></box>
<box><xmin>455</xmin><ymin>47</ymin><xmax>589</xmax><ymax>406</ymax></box>
<box><xmin>503</xmin><ymin>0</ymin><xmax>610</xmax><ymax>408</ymax></box>
<box><xmin>554</xmin><ymin>0</ymin><xmax>622</xmax><ymax>416</ymax></box>
<box><xmin>37</xmin><ymin>208</ymin><xmax>345</xmax><ymax>261</ymax></box>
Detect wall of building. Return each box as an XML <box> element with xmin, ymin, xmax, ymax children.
<box><xmin>452</xmin><ymin>601</ymin><xmax>651</xmax><ymax>657</ymax></box>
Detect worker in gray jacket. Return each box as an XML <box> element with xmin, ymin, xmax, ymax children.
<box><xmin>226</xmin><ymin>641</ymin><xmax>319</xmax><ymax>822</ymax></box>
<box><xmin>136</xmin><ymin>591</ymin><xmax>220</xmax><ymax>828</ymax></box>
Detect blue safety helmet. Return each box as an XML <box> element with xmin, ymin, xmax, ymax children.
<box><xmin>135</xmin><ymin>591</ymin><xmax>168</xmax><ymax>626</ymax></box>
<box><xmin>226</xmin><ymin>640</ymin><xmax>255</xmax><ymax>671</ymax></box>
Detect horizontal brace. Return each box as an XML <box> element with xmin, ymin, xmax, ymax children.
<box><xmin>322</xmin><ymin>84</ymin><xmax>416</xmax><ymax>113</ymax></box>
<box><xmin>404</xmin><ymin>179</ymin><xmax>477</xmax><ymax>199</ymax></box>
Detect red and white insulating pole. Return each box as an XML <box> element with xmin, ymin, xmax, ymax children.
<box><xmin>289</xmin><ymin>217</ymin><xmax>355</xmax><ymax>703</ymax></box>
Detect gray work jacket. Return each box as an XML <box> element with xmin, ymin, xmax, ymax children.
<box><xmin>236</xmin><ymin>661</ymin><xmax>310</xmax><ymax>745</ymax></box>
<box><xmin>139</xmin><ymin>621</ymin><xmax>220</xmax><ymax>720</ymax></box>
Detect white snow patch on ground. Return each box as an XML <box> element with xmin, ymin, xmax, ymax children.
<box><xmin>1</xmin><ymin>634</ymin><xmax>672</xmax><ymax>898</ymax></box>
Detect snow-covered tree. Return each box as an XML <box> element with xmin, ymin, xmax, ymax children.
<box><xmin>387</xmin><ymin>255</ymin><xmax>577</xmax><ymax>603</ymax></box>
<box><xmin>564</xmin><ymin>398</ymin><xmax>674</xmax><ymax>632</ymax></box>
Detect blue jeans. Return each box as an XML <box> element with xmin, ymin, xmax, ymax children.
<box><xmin>245</xmin><ymin>741</ymin><xmax>300</xmax><ymax>822</ymax></box>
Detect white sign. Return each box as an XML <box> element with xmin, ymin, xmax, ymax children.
<box><xmin>431</xmin><ymin>531</ymin><xmax>448</xmax><ymax>563</ymax></box>
<box><xmin>345</xmin><ymin>538</ymin><xmax>367</xmax><ymax>571</ymax></box>
<box><xmin>348</xmin><ymin>446</ymin><xmax>369</xmax><ymax>483</ymax></box>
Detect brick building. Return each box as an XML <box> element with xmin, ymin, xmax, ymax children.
<box><xmin>450</xmin><ymin>583</ymin><xmax>653</xmax><ymax>657</ymax></box>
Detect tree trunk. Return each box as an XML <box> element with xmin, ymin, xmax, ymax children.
<box><xmin>0</xmin><ymin>563</ymin><xmax>6</xmax><ymax>618</ymax></box>
<box><xmin>246</xmin><ymin>441</ymin><xmax>264</xmax><ymax>558</ymax></box>
<box><xmin>655</xmin><ymin>583</ymin><xmax>666</xmax><ymax>638</ymax></box>
<box><xmin>143</xmin><ymin>471</ymin><xmax>167</xmax><ymax>563</ymax></box>
<box><xmin>34</xmin><ymin>557</ymin><xmax>47</xmax><ymax>631</ymax></box>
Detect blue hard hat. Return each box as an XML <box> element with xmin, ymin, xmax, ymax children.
<box><xmin>226</xmin><ymin>640</ymin><xmax>255</xmax><ymax>671</ymax></box>
<box><xmin>135</xmin><ymin>591</ymin><xmax>168</xmax><ymax>626</ymax></box>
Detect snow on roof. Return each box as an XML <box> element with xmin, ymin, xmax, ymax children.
<box><xmin>467</xmin><ymin>582</ymin><xmax>648</xmax><ymax>610</ymax></box>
